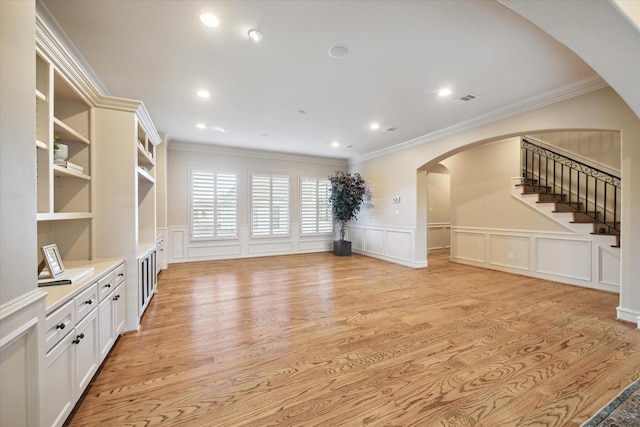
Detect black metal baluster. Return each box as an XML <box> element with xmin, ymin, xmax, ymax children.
<box><xmin>603</xmin><ymin>182</ymin><xmax>607</xmax><ymax>229</ymax></box>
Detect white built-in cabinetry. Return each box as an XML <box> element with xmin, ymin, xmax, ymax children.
<box><xmin>92</xmin><ymin>104</ymin><xmax>160</xmax><ymax>331</ymax></box>
<box><xmin>41</xmin><ymin>259</ymin><xmax>125</xmax><ymax>427</ymax></box>
<box><xmin>36</xmin><ymin>13</ymin><xmax>160</xmax><ymax>333</ymax></box>
<box><xmin>30</xmin><ymin>10</ymin><xmax>162</xmax><ymax>427</ymax></box>
<box><xmin>36</xmin><ymin>48</ymin><xmax>93</xmax><ymax>261</ymax></box>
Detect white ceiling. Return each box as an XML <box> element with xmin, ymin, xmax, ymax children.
<box><xmin>40</xmin><ymin>0</ymin><xmax>599</xmax><ymax>160</ymax></box>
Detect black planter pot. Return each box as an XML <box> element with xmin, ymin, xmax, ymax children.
<box><xmin>333</xmin><ymin>240</ymin><xmax>352</xmax><ymax>256</ymax></box>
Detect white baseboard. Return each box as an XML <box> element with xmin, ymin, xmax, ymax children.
<box><xmin>616</xmin><ymin>306</ymin><xmax>640</xmax><ymax>327</ymax></box>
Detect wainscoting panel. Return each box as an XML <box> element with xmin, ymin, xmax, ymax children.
<box><xmin>451</xmin><ymin>226</ymin><xmax>617</xmax><ymax>293</ymax></box>
<box><xmin>453</xmin><ymin>231</ymin><xmax>486</xmax><ymax>263</ymax></box>
<box><xmin>349</xmin><ymin>227</ymin><xmax>364</xmax><ymax>251</ymax></box>
<box><xmin>599</xmin><ymin>246</ymin><xmax>621</xmax><ymax>287</ymax></box>
<box><xmin>386</xmin><ymin>230</ymin><xmax>413</xmax><ymax>261</ymax></box>
<box><xmin>535</xmin><ymin>237</ymin><xmax>591</xmax><ymax>281</ymax></box>
<box><xmin>248</xmin><ymin>242</ymin><xmax>293</xmax><ymax>254</ymax></box>
<box><xmin>428</xmin><ymin>223</ymin><xmax>451</xmax><ymax>251</ymax></box>
<box><xmin>298</xmin><ymin>239</ymin><xmax>333</xmax><ymax>252</ymax></box>
<box><xmin>168</xmin><ymin>225</ymin><xmax>333</xmax><ymax>264</ymax></box>
<box><xmin>187</xmin><ymin>244</ymin><xmax>242</xmax><ymax>258</ymax></box>
<box><xmin>350</xmin><ymin>225</ymin><xmax>424</xmax><ymax>268</ymax></box>
<box><xmin>364</xmin><ymin>228</ymin><xmax>385</xmax><ymax>255</ymax></box>
<box><xmin>0</xmin><ymin>290</ymin><xmax>46</xmax><ymax>427</ymax></box>
<box><xmin>171</xmin><ymin>229</ymin><xmax>185</xmax><ymax>260</ymax></box>
<box><xmin>488</xmin><ymin>233</ymin><xmax>529</xmax><ymax>270</ymax></box>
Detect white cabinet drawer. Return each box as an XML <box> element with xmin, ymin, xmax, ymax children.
<box><xmin>45</xmin><ymin>300</ymin><xmax>75</xmax><ymax>353</ymax></box>
<box><xmin>74</xmin><ymin>284</ymin><xmax>98</xmax><ymax>322</ymax></box>
<box><xmin>97</xmin><ymin>271</ymin><xmax>116</xmax><ymax>302</ymax></box>
<box><xmin>114</xmin><ymin>262</ymin><xmax>126</xmax><ymax>285</ymax></box>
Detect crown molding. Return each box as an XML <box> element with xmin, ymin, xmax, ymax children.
<box><xmin>36</xmin><ymin>1</ymin><xmax>108</xmax><ymax>100</ymax></box>
<box><xmin>36</xmin><ymin>1</ymin><xmax>162</xmax><ymax>146</ymax></box>
<box><xmin>169</xmin><ymin>141</ymin><xmax>348</xmax><ymax>167</ymax></box>
<box><xmin>350</xmin><ymin>75</ymin><xmax>607</xmax><ymax>166</ymax></box>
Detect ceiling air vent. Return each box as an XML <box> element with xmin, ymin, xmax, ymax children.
<box><xmin>384</xmin><ymin>127</ymin><xmax>398</xmax><ymax>132</ymax></box>
<box><xmin>454</xmin><ymin>94</ymin><xmax>478</xmax><ymax>104</ymax></box>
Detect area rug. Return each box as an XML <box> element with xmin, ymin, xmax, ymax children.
<box><xmin>582</xmin><ymin>379</ymin><xmax>640</xmax><ymax>426</ymax></box>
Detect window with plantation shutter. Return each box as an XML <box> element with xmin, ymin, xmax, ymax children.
<box><xmin>301</xmin><ymin>177</ymin><xmax>332</xmax><ymax>235</ymax></box>
<box><xmin>251</xmin><ymin>174</ymin><xmax>290</xmax><ymax>237</ymax></box>
<box><xmin>190</xmin><ymin>170</ymin><xmax>238</xmax><ymax>239</ymax></box>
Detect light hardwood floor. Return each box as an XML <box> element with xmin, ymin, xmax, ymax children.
<box><xmin>65</xmin><ymin>252</ymin><xmax>640</xmax><ymax>426</ymax></box>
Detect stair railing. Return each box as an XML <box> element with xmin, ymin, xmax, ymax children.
<box><xmin>521</xmin><ymin>138</ymin><xmax>621</xmax><ymax>232</ymax></box>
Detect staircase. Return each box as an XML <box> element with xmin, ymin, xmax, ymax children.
<box><xmin>519</xmin><ymin>138</ymin><xmax>621</xmax><ymax>248</ymax></box>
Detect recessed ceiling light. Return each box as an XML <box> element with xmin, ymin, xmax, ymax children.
<box><xmin>328</xmin><ymin>44</ymin><xmax>350</xmax><ymax>59</ymax></box>
<box><xmin>370</xmin><ymin>123</ymin><xmax>380</xmax><ymax>130</ymax></box>
<box><xmin>196</xmin><ymin>123</ymin><xmax>206</xmax><ymax>129</ymax></box>
<box><xmin>438</xmin><ymin>88</ymin><xmax>452</xmax><ymax>97</ymax></box>
<box><xmin>200</xmin><ymin>13</ymin><xmax>220</xmax><ymax>28</ymax></box>
<box><xmin>197</xmin><ymin>89</ymin><xmax>210</xmax><ymax>98</ymax></box>
<box><xmin>248</xmin><ymin>29</ymin><xmax>263</xmax><ymax>42</ymax></box>
<box><xmin>331</xmin><ymin>141</ymin><xmax>340</xmax><ymax>148</ymax></box>
<box><xmin>346</xmin><ymin>145</ymin><xmax>354</xmax><ymax>149</ymax></box>
<box><xmin>212</xmin><ymin>126</ymin><xmax>225</xmax><ymax>133</ymax></box>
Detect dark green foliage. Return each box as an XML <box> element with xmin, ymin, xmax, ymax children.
<box><xmin>328</xmin><ymin>171</ymin><xmax>366</xmax><ymax>241</ymax></box>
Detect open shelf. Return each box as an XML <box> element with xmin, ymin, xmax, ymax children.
<box><xmin>53</xmin><ymin>118</ymin><xmax>90</xmax><ymax>144</ymax></box>
<box><xmin>36</xmin><ymin>140</ymin><xmax>47</xmax><ymax>149</ymax></box>
<box><xmin>137</xmin><ymin>144</ymin><xmax>155</xmax><ymax>166</ymax></box>
<box><xmin>53</xmin><ymin>164</ymin><xmax>91</xmax><ymax>180</ymax></box>
<box><xmin>37</xmin><ymin>212</ymin><xmax>93</xmax><ymax>221</ymax></box>
<box><xmin>137</xmin><ymin>166</ymin><xmax>155</xmax><ymax>184</ymax></box>
<box><xmin>35</xmin><ymin>89</ymin><xmax>47</xmax><ymax>102</ymax></box>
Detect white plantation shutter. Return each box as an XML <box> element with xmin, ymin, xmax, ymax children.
<box><xmin>317</xmin><ymin>179</ymin><xmax>332</xmax><ymax>233</ymax></box>
<box><xmin>191</xmin><ymin>170</ymin><xmax>238</xmax><ymax>239</ymax></box>
<box><xmin>251</xmin><ymin>174</ymin><xmax>290</xmax><ymax>236</ymax></box>
<box><xmin>301</xmin><ymin>178</ymin><xmax>332</xmax><ymax>235</ymax></box>
<box><xmin>216</xmin><ymin>173</ymin><xmax>238</xmax><ymax>236</ymax></box>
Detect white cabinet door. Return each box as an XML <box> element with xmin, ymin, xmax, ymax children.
<box><xmin>74</xmin><ymin>309</ymin><xmax>99</xmax><ymax>395</ymax></box>
<box><xmin>42</xmin><ymin>333</ymin><xmax>75</xmax><ymax>427</ymax></box>
<box><xmin>113</xmin><ymin>282</ymin><xmax>126</xmax><ymax>335</ymax></box>
<box><xmin>98</xmin><ymin>297</ymin><xmax>114</xmax><ymax>363</ymax></box>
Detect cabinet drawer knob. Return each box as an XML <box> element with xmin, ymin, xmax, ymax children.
<box><xmin>104</xmin><ymin>284</ymin><xmax>111</xmax><ymax>288</ymax></box>
<box><xmin>56</xmin><ymin>323</ymin><xmax>65</xmax><ymax>330</ymax></box>
<box><xmin>118</xmin><ymin>273</ymin><xmax>124</xmax><ymax>277</ymax></box>
<box><xmin>78</xmin><ymin>333</ymin><xmax>85</xmax><ymax>339</ymax></box>
<box><xmin>72</xmin><ymin>338</ymin><xmax>80</xmax><ymax>344</ymax></box>
<box><xmin>113</xmin><ymin>294</ymin><xmax>120</xmax><ymax>301</ymax></box>
<box><xmin>85</xmin><ymin>299</ymin><xmax>93</xmax><ymax>305</ymax></box>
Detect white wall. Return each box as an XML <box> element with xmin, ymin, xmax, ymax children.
<box><xmin>0</xmin><ymin>0</ymin><xmax>38</xmax><ymax>306</ymax></box>
<box><xmin>442</xmin><ymin>138</ymin><xmax>566</xmax><ymax>231</ymax></box>
<box><xmin>426</xmin><ymin>170</ymin><xmax>451</xmax><ymax>251</ymax></box>
<box><xmin>350</xmin><ymin>87</ymin><xmax>640</xmax><ymax>321</ymax></box>
<box><xmin>440</xmin><ymin>137</ymin><xmax>619</xmax><ymax>292</ymax></box>
<box><xmin>527</xmin><ymin>130</ymin><xmax>620</xmax><ymax>172</ymax></box>
<box><xmin>167</xmin><ymin>141</ymin><xmax>347</xmax><ymax>263</ymax></box>
<box><xmin>0</xmin><ymin>3</ymin><xmax>46</xmax><ymax>426</ymax></box>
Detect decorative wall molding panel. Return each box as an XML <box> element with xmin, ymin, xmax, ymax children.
<box><xmin>0</xmin><ymin>290</ymin><xmax>46</xmax><ymax>427</ymax></box>
<box><xmin>168</xmin><ymin>225</ymin><xmax>333</xmax><ymax>264</ymax></box>
<box><xmin>349</xmin><ymin>225</ymin><xmax>427</xmax><ymax>268</ymax></box>
<box><xmin>428</xmin><ymin>222</ymin><xmax>451</xmax><ymax>251</ymax></box>
<box><xmin>451</xmin><ymin>226</ymin><xmax>619</xmax><ymax>293</ymax></box>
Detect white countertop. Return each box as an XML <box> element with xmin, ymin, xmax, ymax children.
<box><xmin>42</xmin><ymin>257</ymin><xmax>124</xmax><ymax>314</ymax></box>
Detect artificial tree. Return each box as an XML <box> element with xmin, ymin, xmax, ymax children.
<box><xmin>328</xmin><ymin>170</ymin><xmax>366</xmax><ymax>255</ymax></box>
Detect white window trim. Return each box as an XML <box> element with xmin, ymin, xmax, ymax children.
<box><xmin>250</xmin><ymin>173</ymin><xmax>291</xmax><ymax>238</ymax></box>
<box><xmin>300</xmin><ymin>176</ymin><xmax>333</xmax><ymax>236</ymax></box>
<box><xmin>189</xmin><ymin>168</ymin><xmax>239</xmax><ymax>241</ymax></box>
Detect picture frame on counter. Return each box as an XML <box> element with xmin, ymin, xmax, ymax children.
<box><xmin>40</xmin><ymin>243</ymin><xmax>65</xmax><ymax>277</ymax></box>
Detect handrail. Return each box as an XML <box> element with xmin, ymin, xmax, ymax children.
<box><xmin>521</xmin><ymin>138</ymin><xmax>621</xmax><ymax>233</ymax></box>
